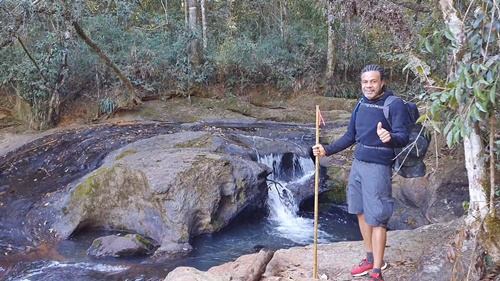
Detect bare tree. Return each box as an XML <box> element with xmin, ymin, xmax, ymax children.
<box><xmin>200</xmin><ymin>0</ymin><xmax>207</xmax><ymax>49</ymax></box>
<box><xmin>71</xmin><ymin>20</ymin><xmax>142</xmax><ymax>112</ymax></box>
<box><xmin>188</xmin><ymin>0</ymin><xmax>201</xmax><ymax>67</ymax></box>
<box><xmin>184</xmin><ymin>0</ymin><xmax>188</xmax><ymax>25</ymax></box>
<box><xmin>325</xmin><ymin>0</ymin><xmax>338</xmax><ymax>95</ymax></box>
<box><xmin>161</xmin><ymin>0</ymin><xmax>169</xmax><ymax>24</ymax></box>
<box><xmin>279</xmin><ymin>0</ymin><xmax>288</xmax><ymax>40</ymax></box>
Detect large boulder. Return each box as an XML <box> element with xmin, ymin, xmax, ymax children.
<box><xmin>27</xmin><ymin>131</ymin><xmax>272</xmax><ymax>259</ymax></box>
<box><xmin>21</xmin><ymin>126</ymin><xmax>326</xmax><ymax>261</ymax></box>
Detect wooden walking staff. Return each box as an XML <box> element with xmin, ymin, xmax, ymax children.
<box><xmin>313</xmin><ymin>105</ymin><xmax>321</xmax><ymax>279</ymax></box>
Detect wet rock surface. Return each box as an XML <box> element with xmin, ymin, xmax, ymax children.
<box><xmin>0</xmin><ymin>120</ymin><xmax>318</xmax><ymax>256</ymax></box>
<box><xmin>164</xmin><ymin>219</ymin><xmax>465</xmax><ymax>281</ymax></box>
<box><xmin>87</xmin><ymin>234</ymin><xmax>156</xmax><ymax>258</ymax></box>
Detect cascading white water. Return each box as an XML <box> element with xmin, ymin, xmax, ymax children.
<box><xmin>258</xmin><ymin>153</ymin><xmax>331</xmax><ymax>244</ymax></box>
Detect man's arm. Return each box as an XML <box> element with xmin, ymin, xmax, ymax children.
<box><xmin>323</xmin><ymin>115</ymin><xmax>357</xmax><ymax>155</ymax></box>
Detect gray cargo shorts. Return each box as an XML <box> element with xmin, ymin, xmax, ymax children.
<box><xmin>347</xmin><ymin>159</ymin><xmax>393</xmax><ymax>228</ymax></box>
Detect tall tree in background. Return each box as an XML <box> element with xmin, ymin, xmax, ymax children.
<box><xmin>279</xmin><ymin>0</ymin><xmax>288</xmax><ymax>40</ymax></box>
<box><xmin>430</xmin><ymin>1</ymin><xmax>499</xmax><ymax>277</ymax></box>
<box><xmin>200</xmin><ymin>0</ymin><xmax>207</xmax><ymax>50</ymax></box>
<box><xmin>188</xmin><ymin>0</ymin><xmax>201</xmax><ymax>67</ymax></box>
<box><xmin>325</xmin><ymin>0</ymin><xmax>338</xmax><ymax>96</ymax></box>
<box><xmin>184</xmin><ymin>0</ymin><xmax>189</xmax><ymax>24</ymax></box>
<box><xmin>187</xmin><ymin>0</ymin><xmax>201</xmax><ymax>100</ymax></box>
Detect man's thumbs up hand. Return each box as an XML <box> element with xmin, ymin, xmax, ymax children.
<box><xmin>377</xmin><ymin>122</ymin><xmax>391</xmax><ymax>143</ymax></box>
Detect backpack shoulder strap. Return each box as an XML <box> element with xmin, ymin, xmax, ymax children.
<box><xmin>383</xmin><ymin>95</ymin><xmax>400</xmax><ymax>128</ymax></box>
<box><xmin>352</xmin><ymin>97</ymin><xmax>363</xmax><ymax>122</ymax></box>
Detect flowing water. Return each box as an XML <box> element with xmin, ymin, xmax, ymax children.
<box><xmin>0</xmin><ymin>153</ymin><xmax>361</xmax><ymax>281</ymax></box>
<box><xmin>258</xmin><ymin>153</ymin><xmax>333</xmax><ymax>245</ymax></box>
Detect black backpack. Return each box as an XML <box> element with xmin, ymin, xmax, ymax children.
<box><xmin>354</xmin><ymin>95</ymin><xmax>431</xmax><ymax>178</ymax></box>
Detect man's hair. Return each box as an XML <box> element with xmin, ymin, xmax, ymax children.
<box><xmin>360</xmin><ymin>64</ymin><xmax>386</xmax><ymax>80</ymax></box>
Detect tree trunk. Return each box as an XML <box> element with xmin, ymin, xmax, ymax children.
<box><xmin>325</xmin><ymin>0</ymin><xmax>337</xmax><ymax>96</ymax></box>
<box><xmin>188</xmin><ymin>0</ymin><xmax>198</xmax><ymax>31</ymax></box>
<box><xmin>72</xmin><ymin>21</ymin><xmax>141</xmax><ymax>112</ymax></box>
<box><xmin>47</xmin><ymin>84</ymin><xmax>61</xmax><ymax>126</ymax></box>
<box><xmin>47</xmin><ymin>31</ymin><xmax>71</xmax><ymax>126</ymax></box>
<box><xmin>279</xmin><ymin>0</ymin><xmax>288</xmax><ymax>40</ymax></box>
<box><xmin>482</xmin><ymin>110</ymin><xmax>500</xmax><ymax>263</ymax></box>
<box><xmin>463</xmin><ymin>123</ymin><xmax>488</xmax><ymax>224</ymax></box>
<box><xmin>200</xmin><ymin>0</ymin><xmax>207</xmax><ymax>50</ymax></box>
<box><xmin>188</xmin><ymin>0</ymin><xmax>201</xmax><ymax>67</ymax></box>
<box><xmin>438</xmin><ymin>0</ymin><xmax>488</xmax><ymax>225</ymax></box>
<box><xmin>184</xmin><ymin>0</ymin><xmax>189</xmax><ymax>25</ymax></box>
<box><xmin>161</xmin><ymin>0</ymin><xmax>169</xmax><ymax>24</ymax></box>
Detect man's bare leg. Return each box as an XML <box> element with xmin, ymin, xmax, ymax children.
<box><xmin>357</xmin><ymin>214</ymin><xmax>373</xmax><ymax>253</ymax></box>
<box><xmin>372</xmin><ymin>226</ymin><xmax>387</xmax><ymax>269</ymax></box>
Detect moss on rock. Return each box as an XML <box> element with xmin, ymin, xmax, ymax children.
<box><xmin>70</xmin><ymin>167</ymin><xmax>113</xmax><ymax>206</ymax></box>
<box><xmin>115</xmin><ymin>149</ymin><xmax>137</xmax><ymax>160</ymax></box>
<box><xmin>324</xmin><ymin>182</ymin><xmax>347</xmax><ymax>204</ymax></box>
<box><xmin>324</xmin><ymin>165</ymin><xmax>349</xmax><ymax>204</ymax></box>
<box><xmin>174</xmin><ymin>133</ymin><xmax>213</xmax><ymax>148</ymax></box>
<box><xmin>92</xmin><ymin>238</ymin><xmax>102</xmax><ymax>248</ymax></box>
<box><xmin>67</xmin><ymin>165</ymin><xmax>147</xmax><ymax>220</ymax></box>
<box><xmin>134</xmin><ymin>234</ymin><xmax>154</xmax><ymax>248</ymax></box>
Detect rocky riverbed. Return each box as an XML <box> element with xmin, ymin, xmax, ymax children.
<box><xmin>0</xmin><ymin>96</ymin><xmax>477</xmax><ymax>280</ymax></box>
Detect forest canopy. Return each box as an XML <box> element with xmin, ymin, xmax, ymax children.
<box><xmin>0</xmin><ymin>0</ymin><xmax>447</xmax><ymax>127</ymax></box>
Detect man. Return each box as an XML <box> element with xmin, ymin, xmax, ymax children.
<box><xmin>312</xmin><ymin>64</ymin><xmax>412</xmax><ymax>281</ymax></box>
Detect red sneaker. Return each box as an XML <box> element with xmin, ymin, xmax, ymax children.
<box><xmin>369</xmin><ymin>272</ymin><xmax>384</xmax><ymax>281</ymax></box>
<box><xmin>350</xmin><ymin>258</ymin><xmax>388</xmax><ymax>277</ymax></box>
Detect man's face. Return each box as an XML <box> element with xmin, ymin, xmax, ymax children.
<box><xmin>361</xmin><ymin>71</ymin><xmax>385</xmax><ymax>100</ymax></box>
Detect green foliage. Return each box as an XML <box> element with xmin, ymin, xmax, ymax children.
<box><xmin>99</xmin><ymin>97</ymin><xmax>117</xmax><ymax>115</ymax></box>
<box><xmin>0</xmin><ymin>33</ymin><xmax>66</xmax><ymax>129</ymax></box>
<box><xmin>205</xmin><ymin>0</ymin><xmax>328</xmax><ymax>91</ymax></box>
<box><xmin>164</xmin><ymin>27</ymin><xmax>214</xmax><ymax>92</ymax></box>
<box><xmin>74</xmin><ymin>16</ymin><xmax>214</xmax><ymax>96</ymax></box>
<box><xmin>420</xmin><ymin>1</ymin><xmax>499</xmax><ymax>149</ymax></box>
<box><xmin>215</xmin><ymin>20</ymin><xmax>326</xmax><ymax>91</ymax></box>
<box><xmin>0</xmin><ymin>0</ymin><xmax>436</xmax><ymax>126</ymax></box>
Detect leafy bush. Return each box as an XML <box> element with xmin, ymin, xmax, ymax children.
<box><xmin>0</xmin><ymin>29</ymin><xmax>66</xmax><ymax>129</ymax></box>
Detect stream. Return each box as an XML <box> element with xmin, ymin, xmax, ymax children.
<box><xmin>0</xmin><ymin>121</ymin><xmax>361</xmax><ymax>280</ymax></box>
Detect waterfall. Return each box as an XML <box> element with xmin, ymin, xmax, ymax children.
<box><xmin>258</xmin><ymin>153</ymin><xmax>330</xmax><ymax>244</ymax></box>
